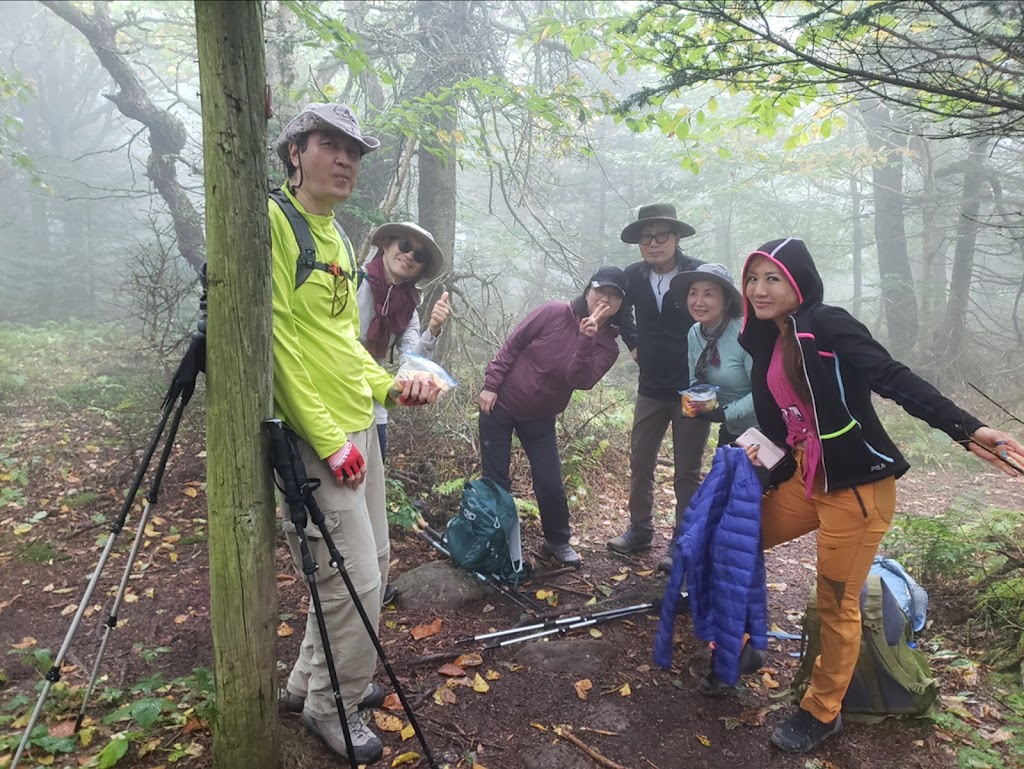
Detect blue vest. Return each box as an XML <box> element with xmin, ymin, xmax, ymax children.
<box><xmin>654</xmin><ymin>447</ymin><xmax>766</xmax><ymax>685</ymax></box>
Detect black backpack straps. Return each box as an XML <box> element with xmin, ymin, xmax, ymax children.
<box><xmin>270</xmin><ymin>188</ymin><xmax>360</xmax><ymax>290</ymax></box>
<box><xmin>270</xmin><ymin>188</ymin><xmax>319</xmax><ymax>290</ymax></box>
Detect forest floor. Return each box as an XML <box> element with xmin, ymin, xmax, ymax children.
<box><xmin>2</xmin><ymin>330</ymin><xmax>1024</xmax><ymax>769</ymax></box>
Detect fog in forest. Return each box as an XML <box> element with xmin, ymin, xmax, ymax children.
<box><xmin>2</xmin><ymin>0</ymin><xmax>1020</xmax><ymax>399</ymax></box>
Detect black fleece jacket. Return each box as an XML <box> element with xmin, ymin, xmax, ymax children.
<box><xmin>620</xmin><ymin>249</ymin><xmax>704</xmax><ymax>400</ymax></box>
<box><xmin>738</xmin><ymin>237</ymin><xmax>984</xmax><ymax>492</ymax></box>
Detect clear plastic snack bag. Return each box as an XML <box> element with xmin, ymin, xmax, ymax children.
<box><xmin>680</xmin><ymin>383</ymin><xmax>719</xmax><ymax>416</ymax></box>
<box><xmin>394</xmin><ymin>351</ymin><xmax>458</xmax><ymax>400</ymax></box>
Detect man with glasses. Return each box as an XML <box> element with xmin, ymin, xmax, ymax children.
<box><xmin>608</xmin><ymin>204</ymin><xmax>710</xmax><ymax>571</ymax></box>
<box><xmin>270</xmin><ymin>103</ymin><xmax>438</xmax><ymax>765</ymax></box>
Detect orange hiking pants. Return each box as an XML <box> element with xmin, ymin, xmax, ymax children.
<box><xmin>761</xmin><ymin>449</ymin><xmax>896</xmax><ymax>723</ymax></box>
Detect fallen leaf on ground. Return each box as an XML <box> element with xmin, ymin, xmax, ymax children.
<box><xmin>761</xmin><ymin>672</ymin><xmax>780</xmax><ymax>689</ymax></box>
<box><xmin>619</xmin><ymin>683</ymin><xmax>631</xmax><ymax>696</ymax></box>
<box><xmin>48</xmin><ymin>721</ymin><xmax>75</xmax><ymax>738</ymax></box>
<box><xmin>400</xmin><ymin>723</ymin><xmax>415</xmax><ymax>741</ymax></box>
<box><xmin>12</xmin><ymin>637</ymin><xmax>36</xmax><ymax>649</ymax></box>
<box><xmin>184</xmin><ymin>488</ymin><xmax>198</xmax><ymax>498</ymax></box>
<box><xmin>454</xmin><ymin>653</ymin><xmax>483</xmax><ymax>668</ymax></box>
<box><xmin>391</xmin><ymin>752</ymin><xmax>420</xmax><ymax>767</ymax></box>
<box><xmin>276</xmin><ymin>622</ymin><xmax>294</xmax><ymax>637</ymax></box>
<box><xmin>373</xmin><ymin>712</ymin><xmax>403</xmax><ymax>732</ymax></box>
<box><xmin>383</xmin><ymin>693</ymin><xmax>403</xmax><ymax>711</ymax></box>
<box><xmin>610</xmin><ymin>574</ymin><xmax>629</xmax><ymax>582</ymax></box>
<box><xmin>635</xmin><ymin>569</ymin><xmax>654</xmax><ymax>577</ymax></box>
<box><xmin>984</xmin><ymin>728</ymin><xmax>1014</xmax><ymax>744</ymax></box>
<box><xmin>696</xmin><ymin>733</ymin><xmax>711</xmax><ymax>746</ymax></box>
<box><xmin>484</xmin><ymin>669</ymin><xmax>500</xmax><ymax>681</ymax></box>
<box><xmin>437</xmin><ymin>663</ymin><xmax>465</xmax><ymax>677</ymax></box>
<box><xmin>574</xmin><ymin>679</ymin><xmax>593</xmax><ymax>700</ymax></box>
<box><xmin>410</xmin><ymin>617</ymin><xmax>442</xmax><ymax>640</ymax></box>
<box><xmin>472</xmin><ymin>673</ymin><xmax>489</xmax><ymax>693</ymax></box>
<box><xmin>174</xmin><ymin>615</ymin><xmax>188</xmax><ymax>625</ymax></box>
<box><xmin>589</xmin><ymin>629</ymin><xmax>603</xmax><ymax>638</ymax></box>
<box><xmin>432</xmin><ymin>687</ymin><xmax>457</xmax><ymax>706</ymax></box>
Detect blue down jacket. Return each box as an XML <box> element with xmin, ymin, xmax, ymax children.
<box><xmin>654</xmin><ymin>446</ymin><xmax>766</xmax><ymax>685</ymax></box>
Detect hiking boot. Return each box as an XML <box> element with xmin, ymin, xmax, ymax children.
<box><xmin>281</xmin><ymin>682</ymin><xmax>386</xmax><ymax>714</ymax></box>
<box><xmin>698</xmin><ymin>645</ymin><xmax>764</xmax><ymax>697</ymax></box>
<box><xmin>382</xmin><ymin>583</ymin><xmax>399</xmax><ymax>606</ymax></box>
<box><xmin>301</xmin><ymin>707</ymin><xmax>383</xmax><ymax>765</ymax></box>
<box><xmin>541</xmin><ymin>540</ymin><xmax>582</xmax><ymax>567</ymax></box>
<box><xmin>770</xmin><ymin>708</ymin><xmax>842</xmax><ymax>753</ymax></box>
<box><xmin>607</xmin><ymin>527</ymin><xmax>653</xmax><ymax>554</ymax></box>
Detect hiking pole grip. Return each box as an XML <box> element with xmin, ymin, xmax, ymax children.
<box><xmin>263</xmin><ymin>419</ymin><xmax>309</xmax><ymax>526</ymax></box>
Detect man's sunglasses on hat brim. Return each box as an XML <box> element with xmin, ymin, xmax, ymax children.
<box><xmin>397</xmin><ymin>238</ymin><xmax>431</xmax><ymax>265</ymax></box>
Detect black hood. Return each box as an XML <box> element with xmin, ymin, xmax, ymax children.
<box><xmin>739</xmin><ymin>237</ymin><xmax>823</xmax><ymax>348</ymax></box>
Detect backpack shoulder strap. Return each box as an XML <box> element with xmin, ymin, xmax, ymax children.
<box><xmin>270</xmin><ymin>188</ymin><xmax>357</xmax><ymax>289</ymax></box>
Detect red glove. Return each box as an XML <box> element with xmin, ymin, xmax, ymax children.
<box><xmin>327</xmin><ymin>441</ymin><xmax>365</xmax><ymax>481</ymax></box>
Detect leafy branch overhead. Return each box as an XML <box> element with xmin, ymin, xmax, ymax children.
<box><xmin>551</xmin><ymin>0</ymin><xmax>1024</xmax><ymax>140</ymax></box>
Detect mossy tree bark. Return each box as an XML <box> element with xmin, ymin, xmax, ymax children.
<box><xmin>195</xmin><ymin>4</ymin><xmax>278</xmax><ymax>768</ymax></box>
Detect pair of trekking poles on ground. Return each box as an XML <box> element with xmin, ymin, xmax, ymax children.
<box><xmin>412</xmin><ymin>520</ymin><xmax>659</xmax><ymax>646</ymax></box>
<box><xmin>9</xmin><ymin>299</ymin><xmax>442</xmax><ymax>769</ymax></box>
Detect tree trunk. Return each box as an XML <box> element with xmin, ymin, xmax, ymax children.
<box><xmin>860</xmin><ymin>103</ymin><xmax>919</xmax><ymax>357</ymax></box>
<box><xmin>849</xmin><ymin>174</ymin><xmax>863</xmax><ymax>318</ymax></box>
<box><xmin>915</xmin><ymin>137</ymin><xmax>945</xmax><ymax>331</ymax></box>
<box><xmin>935</xmin><ymin>137</ymin><xmax>990</xmax><ymax>379</ymax></box>
<box><xmin>414</xmin><ymin>1</ymin><xmax>465</xmax><ymax>276</ymax></box>
<box><xmin>195</xmin><ymin>5</ymin><xmax>278</xmax><ymax>769</ymax></box>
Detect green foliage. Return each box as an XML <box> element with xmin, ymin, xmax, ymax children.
<box><xmin>885</xmin><ymin>502</ymin><xmax>1024</xmax><ymax>673</ymax></box>
<box><xmin>385</xmin><ymin>477</ymin><xmax>420</xmax><ymax>530</ymax></box>
<box><xmin>883</xmin><ymin>501</ymin><xmax>979</xmax><ymax>583</ymax></box>
<box><xmin>433</xmin><ymin>477</ymin><xmax>467</xmax><ymax>497</ymax></box>
<box><xmin>21</xmin><ymin>541</ymin><xmax>58</xmax><ymax>563</ymax></box>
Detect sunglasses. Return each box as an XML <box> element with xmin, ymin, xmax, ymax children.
<box><xmin>396</xmin><ymin>239</ymin><xmax>430</xmax><ymax>264</ymax></box>
<box><xmin>639</xmin><ymin>231</ymin><xmax>674</xmax><ymax>246</ymax></box>
<box><xmin>326</xmin><ymin>264</ymin><xmax>351</xmax><ymax>317</ymax></box>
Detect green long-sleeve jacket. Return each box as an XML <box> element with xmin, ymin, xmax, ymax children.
<box><xmin>270</xmin><ymin>186</ymin><xmax>395</xmax><ymax>458</ymax></box>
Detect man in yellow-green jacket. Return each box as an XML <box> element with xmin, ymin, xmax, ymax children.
<box><xmin>270</xmin><ymin>103</ymin><xmax>436</xmax><ymax>765</ymax></box>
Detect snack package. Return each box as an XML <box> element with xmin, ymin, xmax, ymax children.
<box><xmin>394</xmin><ymin>352</ymin><xmax>458</xmax><ymax>398</ymax></box>
<box><xmin>680</xmin><ymin>384</ymin><xmax>719</xmax><ymax>416</ymax></box>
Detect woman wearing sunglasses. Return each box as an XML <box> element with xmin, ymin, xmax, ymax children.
<box><xmin>358</xmin><ymin>222</ymin><xmax>452</xmax><ymax>460</ymax></box>
<box><xmin>358</xmin><ymin>222</ymin><xmax>451</xmax><ymax>606</ymax></box>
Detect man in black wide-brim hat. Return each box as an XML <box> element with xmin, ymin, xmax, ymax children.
<box><xmin>609</xmin><ymin>204</ymin><xmax>710</xmax><ymax>571</ymax></box>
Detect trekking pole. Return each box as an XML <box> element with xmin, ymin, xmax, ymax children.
<box><xmin>454</xmin><ymin>602</ymin><xmax>656</xmax><ymax>646</ymax></box>
<box><xmin>265</xmin><ymin>420</ymin><xmax>440</xmax><ymax>769</ymax></box>
<box><xmin>483</xmin><ymin>603</ymin><xmax>654</xmax><ymax>650</ymax></box>
<box><xmin>412</xmin><ymin>523</ymin><xmax>546</xmax><ymax>614</ymax></box>
<box><xmin>10</xmin><ymin>271</ymin><xmax>207</xmax><ymax>769</ymax></box>
<box><xmin>74</xmin><ymin>395</ymin><xmax>188</xmax><ymax>731</ymax></box>
<box><xmin>9</xmin><ymin>382</ymin><xmax>182</xmax><ymax>769</ymax></box>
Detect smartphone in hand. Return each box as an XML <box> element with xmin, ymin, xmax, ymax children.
<box><xmin>735</xmin><ymin>427</ymin><xmax>787</xmax><ymax>470</ymax></box>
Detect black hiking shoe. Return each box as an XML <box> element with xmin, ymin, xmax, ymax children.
<box><xmin>382</xmin><ymin>583</ymin><xmax>398</xmax><ymax>605</ymax></box>
<box><xmin>698</xmin><ymin>645</ymin><xmax>763</xmax><ymax>697</ymax></box>
<box><xmin>607</xmin><ymin>527</ymin><xmax>653</xmax><ymax>554</ymax></box>
<box><xmin>541</xmin><ymin>540</ymin><xmax>582</xmax><ymax>567</ymax></box>
<box><xmin>770</xmin><ymin>708</ymin><xmax>842</xmax><ymax>753</ymax></box>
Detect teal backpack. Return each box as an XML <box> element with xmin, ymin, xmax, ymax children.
<box><xmin>794</xmin><ymin>574</ymin><xmax>941</xmax><ymax>722</ymax></box>
<box><xmin>445</xmin><ymin>480</ymin><xmax>530</xmax><ymax>586</ymax></box>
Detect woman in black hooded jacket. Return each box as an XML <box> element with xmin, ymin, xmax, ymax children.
<box><xmin>738</xmin><ymin>237</ymin><xmax>1023</xmax><ymax>753</ymax></box>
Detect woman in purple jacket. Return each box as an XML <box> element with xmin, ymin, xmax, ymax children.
<box><xmin>478</xmin><ymin>266</ymin><xmax>627</xmax><ymax>566</ymax></box>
